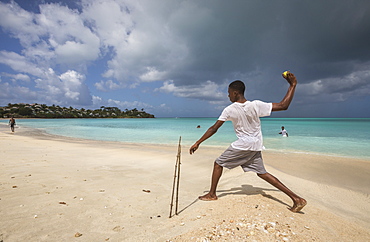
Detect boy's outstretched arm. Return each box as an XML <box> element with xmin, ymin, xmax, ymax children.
<box><xmin>272</xmin><ymin>72</ymin><xmax>298</xmax><ymax>112</ymax></box>
<box><xmin>189</xmin><ymin>120</ymin><xmax>224</xmax><ymax>154</ymax></box>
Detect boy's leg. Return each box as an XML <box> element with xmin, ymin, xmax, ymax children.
<box><xmin>199</xmin><ymin>162</ymin><xmax>223</xmax><ymax>201</ymax></box>
<box><xmin>257</xmin><ymin>172</ymin><xmax>307</xmax><ymax>212</ymax></box>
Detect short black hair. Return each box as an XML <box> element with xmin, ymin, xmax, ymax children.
<box><xmin>229</xmin><ymin>80</ymin><xmax>245</xmax><ymax>94</ymax></box>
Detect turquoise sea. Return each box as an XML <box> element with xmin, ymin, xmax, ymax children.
<box><xmin>2</xmin><ymin>118</ymin><xmax>370</xmax><ymax>160</ymax></box>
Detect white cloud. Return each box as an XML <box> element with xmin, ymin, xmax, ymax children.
<box><xmin>0</xmin><ymin>1</ymin><xmax>45</xmax><ymax>46</ymax></box>
<box><xmin>92</xmin><ymin>96</ymin><xmax>152</xmax><ymax>110</ymax></box>
<box><xmin>107</xmin><ymin>99</ymin><xmax>151</xmax><ymax>110</ymax></box>
<box><xmin>1</xmin><ymin>73</ymin><xmax>30</xmax><ymax>82</ymax></box>
<box><xmin>91</xmin><ymin>0</ymin><xmax>190</xmax><ymax>86</ymax></box>
<box><xmin>38</xmin><ymin>3</ymin><xmax>100</xmax><ymax>66</ymax></box>
<box><xmin>81</xmin><ymin>0</ymin><xmax>134</xmax><ymax>47</ymax></box>
<box><xmin>54</xmin><ymin>40</ymin><xmax>98</xmax><ymax>65</ymax></box>
<box><xmin>0</xmin><ymin>51</ymin><xmax>44</xmax><ymax>77</ymax></box>
<box><xmin>0</xmin><ymin>1</ymin><xmax>101</xmax><ymax>106</ymax></box>
<box><xmin>157</xmin><ymin>80</ymin><xmax>225</xmax><ymax>102</ymax></box>
<box><xmin>0</xmin><ymin>1</ymin><xmax>100</xmax><ymax>69</ymax></box>
<box><xmin>158</xmin><ymin>103</ymin><xmax>172</xmax><ymax>113</ymax></box>
<box><xmin>33</xmin><ymin>69</ymin><xmax>91</xmax><ymax>105</ymax></box>
<box><xmin>0</xmin><ymin>81</ymin><xmax>38</xmax><ymax>101</ymax></box>
<box><xmin>92</xmin><ymin>95</ymin><xmax>102</xmax><ymax>105</ymax></box>
<box><xmin>139</xmin><ymin>67</ymin><xmax>167</xmax><ymax>82</ymax></box>
<box><xmin>14</xmin><ymin>73</ymin><xmax>30</xmax><ymax>82</ymax></box>
<box><xmin>299</xmin><ymin>69</ymin><xmax>370</xmax><ymax>102</ymax></box>
<box><xmin>94</xmin><ymin>80</ymin><xmax>121</xmax><ymax>91</ymax></box>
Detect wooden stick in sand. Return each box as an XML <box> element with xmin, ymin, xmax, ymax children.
<box><xmin>169</xmin><ymin>136</ymin><xmax>181</xmax><ymax>218</ymax></box>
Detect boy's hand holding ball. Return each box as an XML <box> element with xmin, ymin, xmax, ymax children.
<box><xmin>282</xmin><ymin>71</ymin><xmax>289</xmax><ymax>78</ymax></box>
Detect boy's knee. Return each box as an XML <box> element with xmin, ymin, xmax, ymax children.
<box><xmin>214</xmin><ymin>162</ymin><xmax>222</xmax><ymax>167</ymax></box>
<box><xmin>257</xmin><ymin>172</ymin><xmax>268</xmax><ymax>178</ymax></box>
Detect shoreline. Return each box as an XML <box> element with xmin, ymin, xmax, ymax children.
<box><xmin>2</xmin><ymin>120</ymin><xmax>369</xmax><ymax>161</ymax></box>
<box><xmin>3</xmin><ymin>123</ymin><xmax>370</xmax><ymax>195</ymax></box>
<box><xmin>1</xmin><ymin>124</ymin><xmax>370</xmax><ymax>241</ymax></box>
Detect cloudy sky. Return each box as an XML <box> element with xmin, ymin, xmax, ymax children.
<box><xmin>0</xmin><ymin>0</ymin><xmax>369</xmax><ymax>117</ymax></box>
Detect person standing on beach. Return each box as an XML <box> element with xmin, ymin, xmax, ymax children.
<box><xmin>279</xmin><ymin>126</ymin><xmax>288</xmax><ymax>137</ymax></box>
<box><xmin>189</xmin><ymin>72</ymin><xmax>306</xmax><ymax>212</ymax></box>
<box><xmin>9</xmin><ymin>117</ymin><xmax>16</xmax><ymax>133</ymax></box>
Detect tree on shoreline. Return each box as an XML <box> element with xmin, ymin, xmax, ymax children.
<box><xmin>0</xmin><ymin>103</ymin><xmax>155</xmax><ymax>119</ymax></box>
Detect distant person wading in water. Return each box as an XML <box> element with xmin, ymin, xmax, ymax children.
<box><xmin>9</xmin><ymin>117</ymin><xmax>16</xmax><ymax>133</ymax></box>
<box><xmin>189</xmin><ymin>72</ymin><xmax>306</xmax><ymax>213</ymax></box>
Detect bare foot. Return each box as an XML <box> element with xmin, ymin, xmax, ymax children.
<box><xmin>290</xmin><ymin>198</ymin><xmax>307</xmax><ymax>213</ymax></box>
<box><xmin>198</xmin><ymin>193</ymin><xmax>218</xmax><ymax>201</ymax></box>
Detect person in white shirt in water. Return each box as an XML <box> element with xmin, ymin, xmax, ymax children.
<box><xmin>189</xmin><ymin>72</ymin><xmax>306</xmax><ymax>213</ymax></box>
<box><xmin>279</xmin><ymin>126</ymin><xmax>288</xmax><ymax>137</ymax></box>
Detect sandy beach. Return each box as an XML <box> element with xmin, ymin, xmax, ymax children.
<box><xmin>1</xmin><ymin>123</ymin><xmax>370</xmax><ymax>241</ymax></box>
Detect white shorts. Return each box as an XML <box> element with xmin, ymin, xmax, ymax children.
<box><xmin>215</xmin><ymin>146</ymin><xmax>267</xmax><ymax>174</ymax></box>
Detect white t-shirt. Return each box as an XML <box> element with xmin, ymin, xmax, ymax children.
<box><xmin>218</xmin><ymin>100</ymin><xmax>272</xmax><ymax>151</ymax></box>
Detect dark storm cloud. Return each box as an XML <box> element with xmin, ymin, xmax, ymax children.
<box><xmin>158</xmin><ymin>0</ymin><xmax>370</xmax><ymax>112</ymax></box>
<box><xmin>168</xmin><ymin>0</ymin><xmax>370</xmax><ymax>83</ymax></box>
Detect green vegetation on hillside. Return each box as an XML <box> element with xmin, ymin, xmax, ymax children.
<box><xmin>0</xmin><ymin>103</ymin><xmax>155</xmax><ymax>118</ymax></box>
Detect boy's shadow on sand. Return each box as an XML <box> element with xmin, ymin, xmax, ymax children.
<box><xmin>177</xmin><ymin>184</ymin><xmax>298</xmax><ymax>216</ymax></box>
<box><xmin>217</xmin><ymin>184</ymin><xmax>290</xmax><ymax>207</ymax></box>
